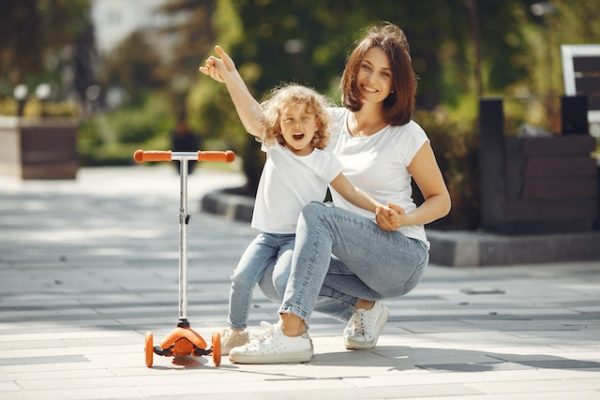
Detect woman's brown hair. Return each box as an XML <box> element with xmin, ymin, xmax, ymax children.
<box><xmin>341</xmin><ymin>23</ymin><xmax>416</xmax><ymax>126</ymax></box>
<box><xmin>260</xmin><ymin>84</ymin><xmax>331</xmax><ymax>150</ymax></box>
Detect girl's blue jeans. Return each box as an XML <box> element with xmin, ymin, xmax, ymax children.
<box><xmin>259</xmin><ymin>202</ymin><xmax>428</xmax><ymax>323</ymax></box>
<box><xmin>228</xmin><ymin>232</ymin><xmax>295</xmax><ymax>329</ymax></box>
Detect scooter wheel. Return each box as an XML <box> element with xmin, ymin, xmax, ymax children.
<box><xmin>145</xmin><ymin>331</ymin><xmax>154</xmax><ymax>368</ymax></box>
<box><xmin>212</xmin><ymin>331</ymin><xmax>221</xmax><ymax>367</ymax></box>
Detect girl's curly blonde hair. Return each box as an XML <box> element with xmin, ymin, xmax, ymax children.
<box><xmin>260</xmin><ymin>84</ymin><xmax>331</xmax><ymax>150</ymax></box>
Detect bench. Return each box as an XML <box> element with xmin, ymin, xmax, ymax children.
<box><xmin>479</xmin><ymin>98</ymin><xmax>597</xmax><ymax>234</ymax></box>
<box><xmin>561</xmin><ymin>44</ymin><xmax>600</xmax><ymax>135</ymax></box>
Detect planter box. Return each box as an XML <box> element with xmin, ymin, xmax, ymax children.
<box><xmin>479</xmin><ymin>98</ymin><xmax>598</xmax><ymax>234</ymax></box>
<box><xmin>0</xmin><ymin>117</ymin><xmax>78</xmax><ymax>179</ymax></box>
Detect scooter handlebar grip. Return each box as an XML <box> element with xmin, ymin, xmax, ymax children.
<box><xmin>133</xmin><ymin>150</ymin><xmax>172</xmax><ymax>163</ymax></box>
<box><xmin>197</xmin><ymin>150</ymin><xmax>236</xmax><ymax>163</ymax></box>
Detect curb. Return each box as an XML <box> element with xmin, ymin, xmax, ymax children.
<box><xmin>201</xmin><ymin>188</ymin><xmax>600</xmax><ymax>267</ymax></box>
<box><xmin>201</xmin><ymin>187</ymin><xmax>254</xmax><ymax>223</ymax></box>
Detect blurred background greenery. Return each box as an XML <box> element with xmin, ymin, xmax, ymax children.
<box><xmin>1</xmin><ymin>0</ymin><xmax>599</xmax><ymax>228</ymax></box>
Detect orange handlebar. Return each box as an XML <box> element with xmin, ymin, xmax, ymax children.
<box><xmin>133</xmin><ymin>150</ymin><xmax>172</xmax><ymax>163</ymax></box>
<box><xmin>198</xmin><ymin>150</ymin><xmax>236</xmax><ymax>163</ymax></box>
<box><xmin>133</xmin><ymin>149</ymin><xmax>235</xmax><ymax>163</ymax></box>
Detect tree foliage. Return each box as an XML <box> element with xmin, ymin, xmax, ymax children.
<box><xmin>0</xmin><ymin>0</ymin><xmax>96</xmax><ymax>102</ymax></box>
<box><xmin>99</xmin><ymin>31</ymin><xmax>168</xmax><ymax>104</ymax></box>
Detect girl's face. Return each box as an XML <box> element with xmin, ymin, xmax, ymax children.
<box><xmin>356</xmin><ymin>46</ymin><xmax>393</xmax><ymax>105</ymax></box>
<box><xmin>278</xmin><ymin>102</ymin><xmax>318</xmax><ymax>156</ymax></box>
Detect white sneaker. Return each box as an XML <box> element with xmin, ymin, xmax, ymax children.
<box><xmin>220</xmin><ymin>328</ymin><xmax>249</xmax><ymax>356</ymax></box>
<box><xmin>344</xmin><ymin>301</ymin><xmax>389</xmax><ymax>350</ymax></box>
<box><xmin>229</xmin><ymin>323</ymin><xmax>313</xmax><ymax>364</ymax></box>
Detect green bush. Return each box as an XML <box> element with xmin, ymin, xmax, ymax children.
<box><xmin>109</xmin><ymin>96</ymin><xmax>174</xmax><ymax>143</ymax></box>
<box><xmin>0</xmin><ymin>98</ymin><xmax>78</xmax><ymax>117</ymax></box>
<box><xmin>78</xmin><ymin>95</ymin><xmax>174</xmax><ymax>166</ymax></box>
<box><xmin>414</xmin><ymin>108</ymin><xmax>480</xmax><ymax>230</ymax></box>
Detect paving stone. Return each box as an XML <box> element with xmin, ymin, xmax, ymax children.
<box><xmin>0</xmin><ymin>355</ymin><xmax>89</xmax><ymax>366</ymax></box>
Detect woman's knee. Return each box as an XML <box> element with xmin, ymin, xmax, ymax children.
<box><xmin>300</xmin><ymin>201</ymin><xmax>330</xmax><ymax>227</ymax></box>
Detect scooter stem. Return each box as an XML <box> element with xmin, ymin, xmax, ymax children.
<box><xmin>178</xmin><ymin>159</ymin><xmax>189</xmax><ymax>322</ymax></box>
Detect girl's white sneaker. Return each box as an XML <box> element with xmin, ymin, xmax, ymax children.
<box><xmin>229</xmin><ymin>323</ymin><xmax>313</xmax><ymax>364</ymax></box>
<box><xmin>220</xmin><ymin>328</ymin><xmax>249</xmax><ymax>356</ymax></box>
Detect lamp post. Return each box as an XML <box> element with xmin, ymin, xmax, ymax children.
<box><xmin>35</xmin><ymin>83</ymin><xmax>51</xmax><ymax>117</ymax></box>
<box><xmin>531</xmin><ymin>2</ymin><xmax>558</xmax><ymax>131</ymax></box>
<box><xmin>13</xmin><ymin>84</ymin><xmax>28</xmax><ymax>117</ymax></box>
<box><xmin>531</xmin><ymin>2</ymin><xmax>557</xmax><ymax>94</ymax></box>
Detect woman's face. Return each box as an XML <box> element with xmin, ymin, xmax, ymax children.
<box><xmin>278</xmin><ymin>102</ymin><xmax>318</xmax><ymax>156</ymax></box>
<box><xmin>356</xmin><ymin>46</ymin><xmax>393</xmax><ymax>105</ymax></box>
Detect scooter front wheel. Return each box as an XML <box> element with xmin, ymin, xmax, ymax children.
<box><xmin>211</xmin><ymin>331</ymin><xmax>221</xmax><ymax>367</ymax></box>
<box><xmin>145</xmin><ymin>331</ymin><xmax>154</xmax><ymax>367</ymax></box>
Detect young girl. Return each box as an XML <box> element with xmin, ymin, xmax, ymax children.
<box><xmin>200</xmin><ymin>55</ymin><xmax>389</xmax><ymax>355</ymax></box>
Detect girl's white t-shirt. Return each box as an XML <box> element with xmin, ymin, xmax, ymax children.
<box><xmin>251</xmin><ymin>142</ymin><xmax>344</xmax><ymax>234</ymax></box>
<box><xmin>327</xmin><ymin>107</ymin><xmax>430</xmax><ymax>247</ymax></box>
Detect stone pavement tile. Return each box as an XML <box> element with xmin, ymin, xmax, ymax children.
<box><xmin>401</xmin><ymin>331</ymin><xmax>521</xmax><ymax>342</ymax></box>
<box><xmin>507</xmin><ymin>330</ymin><xmax>600</xmax><ymax>341</ymax></box>
<box><xmin>465</xmin><ymin>378</ymin><xmax>600</xmax><ymax>395</ymax></box>
<box><xmin>0</xmin><ymin>381</ymin><xmax>20</xmax><ymax>392</ymax></box>
<box><xmin>0</xmin><ymin>343</ymin><xmax>140</xmax><ymax>359</ymax></box>
<box><xmin>571</xmin><ymin>306</ymin><xmax>600</xmax><ymax>312</ymax></box>
<box><xmin>0</xmin><ymin>308</ymin><xmax>100</xmax><ymax>320</ymax></box>
<box><xmin>2</xmin><ymin>387</ymin><xmax>143</xmax><ymax>400</ymax></box>
<box><xmin>0</xmin><ymin>319</ymin><xmax>126</xmax><ymax>334</ymax></box>
<box><xmin>0</xmin><ymin>368</ymin><xmax>115</xmax><ymax>383</ymax></box>
<box><xmin>358</xmin><ymin>369</ymin><xmax>575</xmax><ymax>386</ymax></box>
<box><xmin>0</xmin><ymin>355</ymin><xmax>88</xmax><ymax>366</ymax></box>
<box><xmin>16</xmin><ymin>370</ymin><xmax>320</xmax><ymax>391</ymax></box>
<box><xmin>550</xmin><ymin>343</ymin><xmax>600</xmax><ymax>352</ymax></box>
<box><xmin>377</xmin><ymin>349</ymin><xmax>503</xmax><ymax>366</ymax></box>
<box><xmin>391</xmin><ymin>320</ymin><xmax>477</xmax><ymax>333</ymax></box>
<box><xmin>537</xmin><ymin>368</ymin><xmax>600</xmax><ymax>378</ymax></box>
<box><xmin>134</xmin><ymin>380</ymin><xmax>481</xmax><ymax>399</ymax></box>
<box><xmin>412</xmin><ymin>392</ymin><xmax>600</xmax><ymax>400</ymax></box>
<box><xmin>0</xmin><ymin>330</ymin><xmax>140</xmax><ymax>343</ymax></box>
<box><xmin>458</xmin><ymin>319</ymin><xmax>591</xmax><ymax>332</ymax></box>
<box><xmin>417</xmin><ymin>361</ymin><xmax>535</xmax><ymax>372</ymax></box>
<box><xmin>487</xmin><ymin>352</ymin><xmax>600</xmax><ymax>363</ymax></box>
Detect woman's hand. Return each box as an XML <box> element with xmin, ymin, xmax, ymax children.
<box><xmin>375</xmin><ymin>202</ymin><xmax>408</xmax><ymax>231</ymax></box>
<box><xmin>199</xmin><ymin>46</ymin><xmax>236</xmax><ymax>83</ymax></box>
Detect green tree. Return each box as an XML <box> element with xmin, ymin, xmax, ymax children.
<box><xmin>99</xmin><ymin>31</ymin><xmax>168</xmax><ymax>105</ymax></box>
<box><xmin>0</xmin><ymin>0</ymin><xmax>95</xmax><ymax>102</ymax></box>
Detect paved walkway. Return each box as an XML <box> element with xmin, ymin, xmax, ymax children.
<box><xmin>1</xmin><ymin>166</ymin><xmax>599</xmax><ymax>399</ymax></box>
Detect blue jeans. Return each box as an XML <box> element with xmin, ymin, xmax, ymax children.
<box><xmin>272</xmin><ymin>202</ymin><xmax>428</xmax><ymax>323</ymax></box>
<box><xmin>228</xmin><ymin>232</ymin><xmax>295</xmax><ymax>329</ymax></box>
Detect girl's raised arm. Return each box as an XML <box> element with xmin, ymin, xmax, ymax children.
<box><xmin>199</xmin><ymin>46</ymin><xmax>265</xmax><ymax>138</ymax></box>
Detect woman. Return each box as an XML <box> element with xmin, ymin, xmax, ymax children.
<box><xmin>201</xmin><ymin>22</ymin><xmax>451</xmax><ymax>364</ymax></box>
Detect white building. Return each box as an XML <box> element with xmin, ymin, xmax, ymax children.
<box><xmin>91</xmin><ymin>0</ymin><xmax>171</xmax><ymax>54</ymax></box>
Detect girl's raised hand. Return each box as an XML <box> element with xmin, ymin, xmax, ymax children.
<box><xmin>199</xmin><ymin>46</ymin><xmax>236</xmax><ymax>83</ymax></box>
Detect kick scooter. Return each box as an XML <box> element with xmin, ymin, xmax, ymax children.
<box><xmin>133</xmin><ymin>148</ymin><xmax>235</xmax><ymax>368</ymax></box>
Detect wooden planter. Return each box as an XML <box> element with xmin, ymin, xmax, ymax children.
<box><xmin>479</xmin><ymin>98</ymin><xmax>598</xmax><ymax>234</ymax></box>
<box><xmin>0</xmin><ymin>117</ymin><xmax>78</xmax><ymax>180</ymax></box>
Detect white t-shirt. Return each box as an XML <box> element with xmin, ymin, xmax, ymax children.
<box><xmin>327</xmin><ymin>107</ymin><xmax>430</xmax><ymax>247</ymax></box>
<box><xmin>251</xmin><ymin>142</ymin><xmax>344</xmax><ymax>234</ymax></box>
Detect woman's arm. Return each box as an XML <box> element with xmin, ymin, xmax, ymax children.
<box><xmin>199</xmin><ymin>46</ymin><xmax>265</xmax><ymax>138</ymax></box>
<box><xmin>329</xmin><ymin>173</ymin><xmax>385</xmax><ymax>214</ymax></box>
<box><xmin>384</xmin><ymin>142</ymin><xmax>451</xmax><ymax>228</ymax></box>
